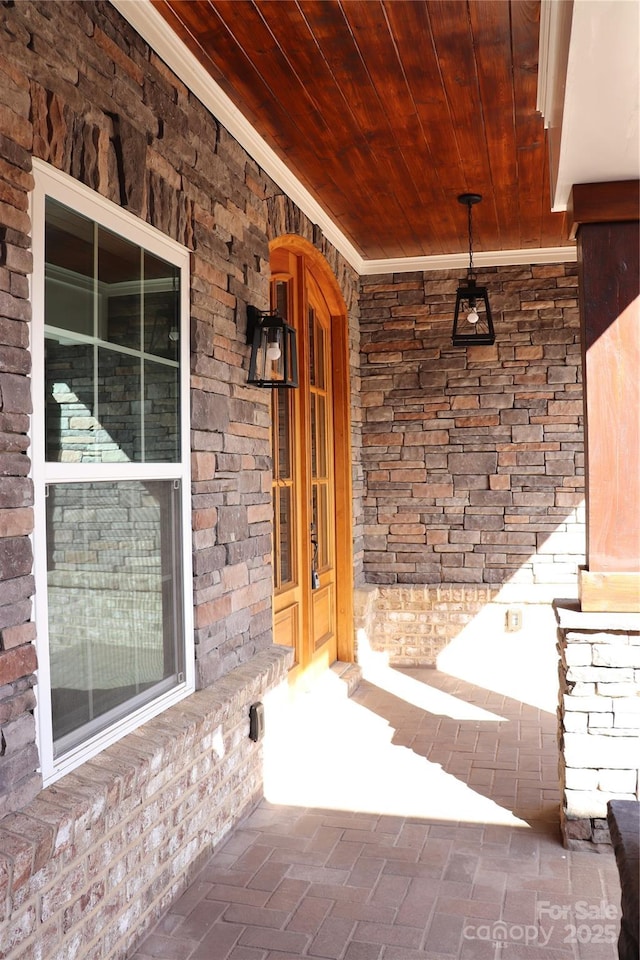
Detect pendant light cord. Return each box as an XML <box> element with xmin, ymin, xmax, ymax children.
<box><xmin>467</xmin><ymin>201</ymin><xmax>474</xmax><ymax>277</ymax></box>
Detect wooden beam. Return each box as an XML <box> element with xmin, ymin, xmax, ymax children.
<box><xmin>577</xmin><ymin>217</ymin><xmax>640</xmax><ymax>613</ymax></box>
<box><xmin>568</xmin><ymin>180</ymin><xmax>640</xmax><ymax>238</ymax></box>
<box><xmin>579</xmin><ymin>569</ymin><xmax>640</xmax><ymax>614</ymax></box>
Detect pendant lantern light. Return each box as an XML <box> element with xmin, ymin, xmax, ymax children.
<box><xmin>452</xmin><ymin>193</ymin><xmax>495</xmax><ymax>347</ymax></box>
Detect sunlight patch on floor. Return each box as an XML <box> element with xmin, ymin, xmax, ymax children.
<box><xmin>436</xmin><ymin>594</ymin><xmax>560</xmax><ymax>713</ymax></box>
<box><xmin>358</xmin><ymin>643</ymin><xmax>505</xmax><ymax>722</ymax></box>
<box><xmin>263</xmin><ymin>670</ymin><xmax>529</xmax><ymax>828</ymax></box>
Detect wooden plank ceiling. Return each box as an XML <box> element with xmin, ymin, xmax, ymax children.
<box><xmin>152</xmin><ymin>0</ymin><xmax>570</xmax><ymax>261</ymax></box>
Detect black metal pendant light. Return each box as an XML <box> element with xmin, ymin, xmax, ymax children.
<box><xmin>452</xmin><ymin>193</ymin><xmax>495</xmax><ymax>347</ymax></box>
<box><xmin>246</xmin><ymin>305</ymin><xmax>299</xmax><ymax>388</ymax></box>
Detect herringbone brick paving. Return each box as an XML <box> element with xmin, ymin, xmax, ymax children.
<box><xmin>130</xmin><ymin>667</ymin><xmax>621</xmax><ymax>960</ymax></box>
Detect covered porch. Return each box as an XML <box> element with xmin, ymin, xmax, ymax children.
<box><xmin>0</xmin><ymin>1</ymin><xmax>637</xmax><ymax>958</ymax></box>
<box><xmin>131</xmin><ymin>654</ymin><xmax>622</xmax><ymax>959</ymax></box>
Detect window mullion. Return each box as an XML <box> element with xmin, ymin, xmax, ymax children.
<box><xmin>93</xmin><ymin>221</ymin><xmax>99</xmax><ymax>433</ymax></box>
<box><xmin>140</xmin><ymin>248</ymin><xmax>145</xmax><ymax>463</ymax></box>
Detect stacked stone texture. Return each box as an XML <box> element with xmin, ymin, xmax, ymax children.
<box><xmin>0</xmin><ymin>0</ymin><xmax>359</xmax><ymax>804</ymax></box>
<box><xmin>556</xmin><ymin>602</ymin><xmax>640</xmax><ymax>851</ymax></box>
<box><xmin>360</xmin><ymin>265</ymin><xmax>583</xmax><ymax>587</ymax></box>
<box><xmin>0</xmin><ymin>1</ymin><xmax>39</xmax><ymax>818</ymax></box>
<box><xmin>356</xmin><ymin>266</ymin><xmax>584</xmax><ymax>665</ymax></box>
<box><xmin>0</xmin><ymin>0</ymin><xmax>358</xmax><ymax>954</ymax></box>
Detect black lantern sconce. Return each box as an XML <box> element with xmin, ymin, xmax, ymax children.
<box><xmin>246</xmin><ymin>306</ymin><xmax>299</xmax><ymax>388</ymax></box>
<box><xmin>452</xmin><ymin>193</ymin><xmax>495</xmax><ymax>347</ymax></box>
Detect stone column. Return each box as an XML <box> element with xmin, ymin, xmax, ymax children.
<box><xmin>555</xmin><ymin>601</ymin><xmax>640</xmax><ymax>850</ymax></box>
<box><xmin>556</xmin><ymin>181</ymin><xmax>640</xmax><ymax>848</ymax></box>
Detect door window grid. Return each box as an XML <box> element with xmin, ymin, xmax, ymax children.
<box><xmin>269</xmin><ymin>246</ymin><xmax>342</xmax><ymax>673</ymax></box>
<box><xmin>309</xmin><ymin>306</ymin><xmax>331</xmax><ymax>573</ymax></box>
<box><xmin>271</xmin><ymin>279</ymin><xmax>296</xmax><ymax>591</ymax></box>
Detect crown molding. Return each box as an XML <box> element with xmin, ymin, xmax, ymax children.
<box><xmin>360</xmin><ymin>246</ymin><xmax>576</xmax><ymax>276</ymax></box>
<box><xmin>111</xmin><ymin>0</ymin><xmax>366</xmax><ymax>272</ymax></box>
<box><xmin>111</xmin><ymin>0</ymin><xmax>578</xmax><ymax>277</ymax></box>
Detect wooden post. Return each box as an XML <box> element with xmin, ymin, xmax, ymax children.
<box><xmin>570</xmin><ymin>181</ymin><xmax>640</xmax><ymax>612</ymax></box>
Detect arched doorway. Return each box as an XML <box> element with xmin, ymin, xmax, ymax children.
<box><xmin>269</xmin><ymin>237</ymin><xmax>354</xmax><ymax>683</ymax></box>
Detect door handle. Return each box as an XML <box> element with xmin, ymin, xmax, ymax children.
<box><xmin>310</xmin><ymin>524</ymin><xmax>319</xmax><ymax>589</ymax></box>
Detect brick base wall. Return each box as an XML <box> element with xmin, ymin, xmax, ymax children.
<box><xmin>0</xmin><ymin>648</ymin><xmax>290</xmax><ymax>960</ymax></box>
<box><xmin>364</xmin><ymin>584</ymin><xmax>498</xmax><ymax>664</ymax></box>
<box><xmin>356</xmin><ymin>583</ymin><xmax>566</xmax><ymax>670</ymax></box>
<box><xmin>555</xmin><ymin>601</ymin><xmax>640</xmax><ymax>851</ymax></box>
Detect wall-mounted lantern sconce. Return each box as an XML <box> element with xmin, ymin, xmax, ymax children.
<box><xmin>452</xmin><ymin>193</ymin><xmax>495</xmax><ymax>347</ymax></box>
<box><xmin>246</xmin><ymin>306</ymin><xmax>299</xmax><ymax>388</ymax></box>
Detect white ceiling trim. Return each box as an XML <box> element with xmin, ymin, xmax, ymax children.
<box><xmin>361</xmin><ymin>246</ymin><xmax>576</xmax><ymax>276</ymax></box>
<box><xmin>111</xmin><ymin>0</ymin><xmax>366</xmax><ymax>272</ymax></box>
<box><xmin>538</xmin><ymin>0</ymin><xmax>640</xmax><ymax>212</ymax></box>
<box><xmin>112</xmin><ymin>0</ymin><xmax>576</xmax><ymax>276</ymax></box>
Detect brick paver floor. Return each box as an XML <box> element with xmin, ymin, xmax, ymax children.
<box><xmin>130</xmin><ymin>664</ymin><xmax>622</xmax><ymax>960</ymax></box>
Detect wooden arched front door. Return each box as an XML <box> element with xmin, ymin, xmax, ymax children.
<box><xmin>270</xmin><ymin>241</ymin><xmax>353</xmax><ymax>683</ymax></box>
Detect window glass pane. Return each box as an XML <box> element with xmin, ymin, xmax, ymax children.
<box><xmin>46</xmin><ymin>480</ymin><xmax>183</xmax><ymax>756</ymax></box>
<box><xmin>315</xmin><ymin>483</ymin><xmax>329</xmax><ymax>569</ymax></box>
<box><xmin>269</xmin><ymin>294</ymin><xmax>295</xmax><ymax>590</ymax></box>
<box><xmin>274</xmin><ymin>280</ymin><xmax>289</xmax><ymax>321</ymax></box>
<box><xmin>144</xmin><ymin>359</ymin><xmax>180</xmax><ymax>462</ymax></box>
<box><xmin>98</xmin><ymin>227</ymin><xmax>141</xmax><ymax>350</ymax></box>
<box><xmin>97</xmin><ymin>348</ymin><xmax>140</xmax><ymax>462</ymax></box>
<box><xmin>270</xmin><ymin>393</ymin><xmax>277</xmax><ymax>471</ymax></box>
<box><xmin>316</xmin><ymin>323</ymin><xmax>326</xmax><ymax>390</ymax></box>
<box><xmin>312</xmin><ymin>487</ymin><xmax>318</xmax><ymax>563</ymax></box>
<box><xmin>272</xmin><ymin>390</ymin><xmax>291</xmax><ymax>480</ymax></box>
<box><xmin>316</xmin><ymin>394</ymin><xmax>327</xmax><ymax>478</ymax></box>
<box><xmin>278</xmin><ymin>486</ymin><xmax>292</xmax><ymax>586</ymax></box>
<box><xmin>45</xmin><ymin>338</ymin><xmax>95</xmax><ymax>463</ymax></box>
<box><xmin>143</xmin><ymin>253</ymin><xmax>180</xmax><ymax>361</ymax></box>
<box><xmin>272</xmin><ymin>489</ymin><xmax>279</xmax><ymax>589</ymax></box>
<box><xmin>310</xmin><ymin>393</ymin><xmax>317</xmax><ymax>478</ymax></box>
<box><xmin>309</xmin><ymin>307</ymin><xmax>316</xmax><ymax>387</ymax></box>
<box><xmin>44</xmin><ymin>206</ymin><xmax>181</xmax><ymax>466</ymax></box>
<box><xmin>45</xmin><ymin>199</ymin><xmax>94</xmax><ymax>337</ymax></box>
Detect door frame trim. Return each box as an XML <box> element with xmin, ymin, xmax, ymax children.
<box><xmin>270</xmin><ymin>235</ymin><xmax>355</xmax><ymax>664</ymax></box>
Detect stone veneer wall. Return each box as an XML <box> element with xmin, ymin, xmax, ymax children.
<box><xmin>0</xmin><ymin>1</ymin><xmax>360</xmax><ymax>955</ymax></box>
<box><xmin>359</xmin><ymin>265</ymin><xmax>584</xmax><ymax>662</ymax></box>
<box><xmin>555</xmin><ymin>602</ymin><xmax>640</xmax><ymax>850</ymax></box>
<box><xmin>0</xmin><ymin>0</ymin><xmax>360</xmax><ymax>801</ymax></box>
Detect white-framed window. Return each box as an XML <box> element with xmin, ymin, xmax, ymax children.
<box><xmin>31</xmin><ymin>160</ymin><xmax>194</xmax><ymax>784</ymax></box>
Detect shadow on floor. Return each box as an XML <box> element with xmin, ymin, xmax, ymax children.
<box><xmin>355</xmin><ymin>667</ymin><xmax>561</xmax><ymax>828</ymax></box>
<box><xmin>130</xmin><ymin>665</ymin><xmax>621</xmax><ymax>960</ymax></box>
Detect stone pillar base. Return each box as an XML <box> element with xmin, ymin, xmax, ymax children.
<box><xmin>555</xmin><ymin>600</ymin><xmax>640</xmax><ymax>850</ymax></box>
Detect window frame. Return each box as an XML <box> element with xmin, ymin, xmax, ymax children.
<box><xmin>31</xmin><ymin>160</ymin><xmax>194</xmax><ymax>785</ymax></box>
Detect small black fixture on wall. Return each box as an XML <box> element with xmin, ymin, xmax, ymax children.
<box><xmin>246</xmin><ymin>306</ymin><xmax>299</xmax><ymax>388</ymax></box>
<box><xmin>249</xmin><ymin>701</ymin><xmax>265</xmax><ymax>741</ymax></box>
<box><xmin>452</xmin><ymin>193</ymin><xmax>496</xmax><ymax>347</ymax></box>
